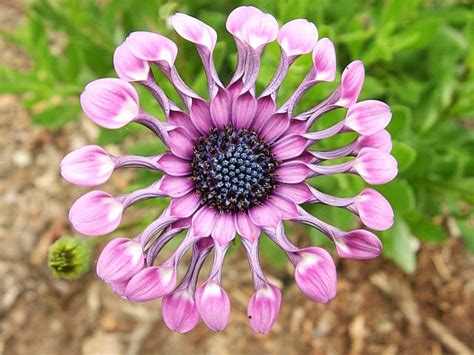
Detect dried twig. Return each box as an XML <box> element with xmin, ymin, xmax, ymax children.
<box><xmin>349</xmin><ymin>315</ymin><xmax>367</xmax><ymax>355</ymax></box>
<box><xmin>370</xmin><ymin>272</ymin><xmax>421</xmax><ymax>326</ymax></box>
<box><xmin>426</xmin><ymin>317</ymin><xmax>472</xmax><ymax>355</ymax></box>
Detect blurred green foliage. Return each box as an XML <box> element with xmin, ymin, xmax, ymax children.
<box><xmin>1</xmin><ymin>0</ymin><xmax>473</xmax><ymax>273</ymax></box>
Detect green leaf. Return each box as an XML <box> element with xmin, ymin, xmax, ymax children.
<box><xmin>392</xmin><ymin>141</ymin><xmax>417</xmax><ymax>172</ymax></box>
<box><xmin>376</xmin><ymin>179</ymin><xmax>416</xmax><ymax>214</ymax></box>
<box><xmin>405</xmin><ymin>212</ymin><xmax>448</xmax><ymax>243</ymax></box>
<box><xmin>381</xmin><ymin>217</ymin><xmax>417</xmax><ymax>273</ymax></box>
<box><xmin>0</xmin><ymin>65</ymin><xmax>49</xmax><ymax>94</ymax></box>
<box><xmin>431</xmin><ymin>153</ymin><xmax>464</xmax><ymax>181</ymax></box>
<box><xmin>388</xmin><ymin>105</ymin><xmax>412</xmax><ymax>139</ymax></box>
<box><xmin>127</xmin><ymin>139</ymin><xmax>166</xmax><ymax>156</ymax></box>
<box><xmin>97</xmin><ymin>127</ymin><xmax>131</xmax><ymax>146</ymax></box>
<box><xmin>260</xmin><ymin>234</ymin><xmax>287</xmax><ymax>269</ymax></box>
<box><xmin>458</xmin><ymin>219</ymin><xmax>474</xmax><ymax>253</ymax></box>
<box><xmin>308</xmin><ymin>204</ymin><xmax>356</xmax><ymax>231</ymax></box>
<box><xmin>31</xmin><ymin>103</ymin><xmax>80</xmax><ymax>128</ymax></box>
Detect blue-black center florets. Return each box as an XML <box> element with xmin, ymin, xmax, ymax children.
<box><xmin>191</xmin><ymin>126</ymin><xmax>278</xmax><ymax>213</ymax></box>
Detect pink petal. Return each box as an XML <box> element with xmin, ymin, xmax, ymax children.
<box><xmin>354</xmin><ymin>188</ymin><xmax>394</xmax><ymax>231</ymax></box>
<box><xmin>353</xmin><ymin>148</ymin><xmax>398</xmax><ymax>185</ymax></box>
<box><xmin>274</xmin><ymin>183</ymin><xmax>312</xmax><ymax>204</ymax></box>
<box><xmin>171</xmin><ymin>13</ymin><xmax>217</xmax><ymax>51</ymax></box>
<box><xmin>162</xmin><ymin>289</ymin><xmax>200</xmax><ymax>333</ymax></box>
<box><xmin>169</xmin><ymin>192</ymin><xmax>201</xmax><ymax>218</ymax></box>
<box><xmin>159</xmin><ymin>175</ymin><xmax>194</xmax><ymax>197</ymax></box>
<box><xmin>337</xmin><ymin>60</ymin><xmax>365</xmax><ymax>107</ymax></box>
<box><xmin>125</xmin><ymin>266</ymin><xmax>177</xmax><ymax>302</ymax></box>
<box><xmin>227</xmin><ymin>80</ymin><xmax>244</xmax><ymax>101</ymax></box>
<box><xmin>277</xmin><ymin>19</ymin><xmax>318</xmax><ymax>56</ymax></box>
<box><xmin>226</xmin><ymin>6</ymin><xmax>263</xmax><ymax>42</ymax></box>
<box><xmin>345</xmin><ymin>100</ymin><xmax>392</xmax><ymax>136</ymax></box>
<box><xmin>253</xmin><ymin>96</ymin><xmax>276</xmax><ymax>130</ymax></box>
<box><xmin>235</xmin><ymin>213</ymin><xmax>260</xmax><ymax>241</ymax></box>
<box><xmin>126</xmin><ymin>31</ymin><xmax>177</xmax><ymax>67</ymax></box>
<box><xmin>195</xmin><ymin>281</ymin><xmax>231</xmax><ymax>331</ymax></box>
<box><xmin>249</xmin><ymin>202</ymin><xmax>281</xmax><ymax>228</ymax></box>
<box><xmin>109</xmin><ymin>280</ymin><xmax>129</xmax><ymax>299</ymax></box>
<box><xmin>354</xmin><ymin>130</ymin><xmax>393</xmax><ymax>154</ymax></box>
<box><xmin>295</xmin><ymin>247</ymin><xmax>337</xmax><ymax>303</ymax></box>
<box><xmin>97</xmin><ymin>238</ymin><xmax>144</xmax><ymax>282</ymax></box>
<box><xmin>167</xmin><ymin>127</ymin><xmax>195</xmax><ymax>160</ymax></box>
<box><xmin>268</xmin><ymin>195</ymin><xmax>298</xmax><ymax>220</ymax></box>
<box><xmin>157</xmin><ymin>153</ymin><xmax>192</xmax><ymax>176</ymax></box>
<box><xmin>336</xmin><ymin>229</ymin><xmax>382</xmax><ymax>259</ymax></box>
<box><xmin>113</xmin><ymin>43</ymin><xmax>149</xmax><ymax>82</ymax></box>
<box><xmin>241</xmin><ymin>13</ymin><xmax>279</xmax><ymax>50</ymax></box>
<box><xmin>286</xmin><ymin>119</ymin><xmax>307</xmax><ymax>135</ymax></box>
<box><xmin>247</xmin><ymin>283</ymin><xmax>282</xmax><ymax>334</ymax></box>
<box><xmin>60</xmin><ymin>145</ymin><xmax>114</xmax><ymax>186</ymax></box>
<box><xmin>172</xmin><ymin>217</ymin><xmax>192</xmax><ymax>229</ymax></box>
<box><xmin>80</xmin><ymin>78</ymin><xmax>139</xmax><ymax>129</ymax></box>
<box><xmin>294</xmin><ymin>151</ymin><xmax>316</xmax><ymax>164</ymax></box>
<box><xmin>210</xmin><ymin>88</ymin><xmax>232</xmax><ymax>129</ymax></box>
<box><xmin>212</xmin><ymin>213</ymin><xmax>236</xmax><ymax>245</ymax></box>
<box><xmin>312</xmin><ymin>38</ymin><xmax>336</xmax><ymax>82</ymax></box>
<box><xmin>69</xmin><ymin>191</ymin><xmax>123</xmax><ymax>236</ymax></box>
<box><xmin>168</xmin><ymin>110</ymin><xmax>200</xmax><ymax>139</ymax></box>
<box><xmin>192</xmin><ymin>206</ymin><xmax>218</xmax><ymax>237</ymax></box>
<box><xmin>271</xmin><ymin>134</ymin><xmax>308</xmax><ymax>160</ymax></box>
<box><xmin>190</xmin><ymin>99</ymin><xmax>213</xmax><ymax>135</ymax></box>
<box><xmin>232</xmin><ymin>92</ymin><xmax>257</xmax><ymax>129</ymax></box>
<box><xmin>274</xmin><ymin>161</ymin><xmax>311</xmax><ymax>183</ymax></box>
<box><xmin>259</xmin><ymin>113</ymin><xmax>290</xmax><ymax>143</ymax></box>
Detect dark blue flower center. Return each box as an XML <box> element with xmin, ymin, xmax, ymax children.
<box><xmin>191</xmin><ymin>126</ymin><xmax>278</xmax><ymax>213</ymax></box>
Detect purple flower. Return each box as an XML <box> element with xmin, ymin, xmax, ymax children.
<box><xmin>62</xmin><ymin>6</ymin><xmax>397</xmax><ymax>333</ymax></box>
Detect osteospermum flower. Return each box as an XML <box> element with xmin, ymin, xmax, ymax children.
<box><xmin>61</xmin><ymin>6</ymin><xmax>397</xmax><ymax>334</ymax></box>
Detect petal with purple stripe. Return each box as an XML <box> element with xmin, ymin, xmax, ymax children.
<box><xmin>235</xmin><ymin>213</ymin><xmax>261</xmax><ymax>241</ymax></box>
<box><xmin>253</xmin><ymin>96</ymin><xmax>276</xmax><ymax>130</ymax></box>
<box><xmin>274</xmin><ymin>183</ymin><xmax>312</xmax><ymax>204</ymax></box>
<box><xmin>192</xmin><ymin>206</ymin><xmax>218</xmax><ymax>237</ymax></box>
<box><xmin>268</xmin><ymin>195</ymin><xmax>298</xmax><ymax>219</ymax></box>
<box><xmin>249</xmin><ymin>203</ymin><xmax>281</xmax><ymax>228</ymax></box>
<box><xmin>210</xmin><ymin>88</ymin><xmax>232</xmax><ymax>129</ymax></box>
<box><xmin>190</xmin><ymin>99</ymin><xmax>213</xmax><ymax>135</ymax></box>
<box><xmin>113</xmin><ymin>43</ymin><xmax>149</xmax><ymax>82</ymax></box>
<box><xmin>126</xmin><ymin>31</ymin><xmax>177</xmax><ymax>67</ymax></box>
<box><xmin>274</xmin><ymin>161</ymin><xmax>311</xmax><ymax>183</ymax></box>
<box><xmin>212</xmin><ymin>213</ymin><xmax>236</xmax><ymax>245</ymax></box>
<box><xmin>168</xmin><ymin>110</ymin><xmax>200</xmax><ymax>139</ymax></box>
<box><xmin>169</xmin><ymin>192</ymin><xmax>201</xmax><ymax>218</ymax></box>
<box><xmin>232</xmin><ymin>92</ymin><xmax>257</xmax><ymax>129</ymax></box>
<box><xmin>167</xmin><ymin>127</ymin><xmax>195</xmax><ymax>160</ymax></box>
<box><xmin>272</xmin><ymin>134</ymin><xmax>308</xmax><ymax>160</ymax></box>
<box><xmin>157</xmin><ymin>153</ymin><xmax>192</xmax><ymax>176</ymax></box>
<box><xmin>259</xmin><ymin>113</ymin><xmax>290</xmax><ymax>143</ymax></box>
<box><xmin>159</xmin><ymin>175</ymin><xmax>194</xmax><ymax>197</ymax></box>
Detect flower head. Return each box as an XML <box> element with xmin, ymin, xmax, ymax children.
<box><xmin>62</xmin><ymin>6</ymin><xmax>396</xmax><ymax>333</ymax></box>
<box><xmin>48</xmin><ymin>236</ymin><xmax>91</xmax><ymax>279</ymax></box>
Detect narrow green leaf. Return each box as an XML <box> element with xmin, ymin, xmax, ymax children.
<box><xmin>458</xmin><ymin>219</ymin><xmax>474</xmax><ymax>253</ymax></box>
<box><xmin>376</xmin><ymin>179</ymin><xmax>416</xmax><ymax>214</ymax></box>
<box><xmin>31</xmin><ymin>103</ymin><xmax>80</xmax><ymax>128</ymax></box>
<box><xmin>381</xmin><ymin>217</ymin><xmax>417</xmax><ymax>273</ymax></box>
<box><xmin>392</xmin><ymin>141</ymin><xmax>417</xmax><ymax>172</ymax></box>
<box><xmin>405</xmin><ymin>212</ymin><xmax>448</xmax><ymax>243</ymax></box>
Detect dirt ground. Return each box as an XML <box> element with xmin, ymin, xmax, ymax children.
<box><xmin>1</xmin><ymin>2</ymin><xmax>473</xmax><ymax>355</ymax></box>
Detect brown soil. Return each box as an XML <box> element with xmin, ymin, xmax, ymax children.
<box><xmin>0</xmin><ymin>2</ymin><xmax>473</xmax><ymax>355</ymax></box>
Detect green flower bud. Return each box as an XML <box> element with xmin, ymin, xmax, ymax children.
<box><xmin>48</xmin><ymin>236</ymin><xmax>92</xmax><ymax>280</ymax></box>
